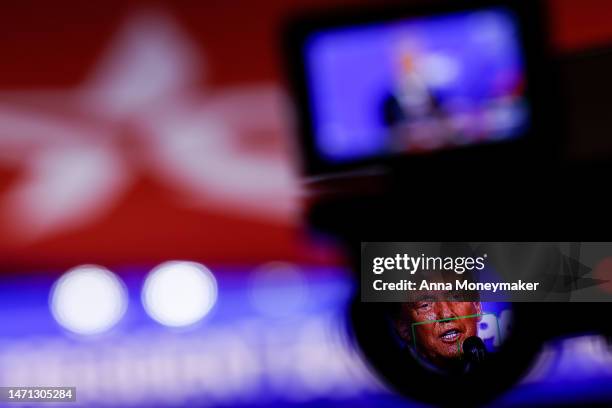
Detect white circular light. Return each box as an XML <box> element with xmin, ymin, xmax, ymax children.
<box><xmin>50</xmin><ymin>265</ymin><xmax>128</xmax><ymax>335</ymax></box>
<box><xmin>142</xmin><ymin>261</ymin><xmax>217</xmax><ymax>327</ymax></box>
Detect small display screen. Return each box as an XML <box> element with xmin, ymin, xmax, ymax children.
<box><xmin>392</xmin><ymin>301</ymin><xmax>512</xmax><ymax>374</ymax></box>
<box><xmin>305</xmin><ymin>8</ymin><xmax>529</xmax><ymax>162</ymax></box>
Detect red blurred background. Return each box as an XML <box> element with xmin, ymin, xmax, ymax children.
<box><xmin>0</xmin><ymin>0</ymin><xmax>611</xmax><ymax>270</ymax></box>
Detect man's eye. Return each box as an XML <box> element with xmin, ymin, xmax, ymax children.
<box><xmin>418</xmin><ymin>303</ymin><xmax>430</xmax><ymax>309</ymax></box>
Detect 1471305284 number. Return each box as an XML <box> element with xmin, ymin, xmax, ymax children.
<box><xmin>1</xmin><ymin>387</ymin><xmax>76</xmax><ymax>402</ymax></box>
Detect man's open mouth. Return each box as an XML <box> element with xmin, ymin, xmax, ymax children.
<box><xmin>439</xmin><ymin>328</ymin><xmax>462</xmax><ymax>343</ymax></box>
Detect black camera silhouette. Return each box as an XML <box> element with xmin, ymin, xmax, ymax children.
<box><xmin>283</xmin><ymin>0</ymin><xmax>612</xmax><ymax>405</ymax></box>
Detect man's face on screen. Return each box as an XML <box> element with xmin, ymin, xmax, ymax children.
<box><xmin>400</xmin><ymin>301</ymin><xmax>481</xmax><ymax>367</ymax></box>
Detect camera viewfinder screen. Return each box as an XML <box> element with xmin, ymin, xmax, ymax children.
<box><xmin>305</xmin><ymin>8</ymin><xmax>529</xmax><ymax>163</ymax></box>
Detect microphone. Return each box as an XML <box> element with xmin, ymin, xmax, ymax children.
<box><xmin>462</xmin><ymin>336</ymin><xmax>487</xmax><ymax>364</ymax></box>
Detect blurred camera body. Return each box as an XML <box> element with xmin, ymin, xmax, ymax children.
<box><xmin>284</xmin><ymin>0</ymin><xmax>612</xmax><ymax>404</ymax></box>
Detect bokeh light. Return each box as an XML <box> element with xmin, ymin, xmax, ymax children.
<box><xmin>142</xmin><ymin>260</ymin><xmax>218</xmax><ymax>327</ymax></box>
<box><xmin>50</xmin><ymin>265</ymin><xmax>128</xmax><ymax>335</ymax></box>
<box><xmin>249</xmin><ymin>262</ymin><xmax>308</xmax><ymax>318</ymax></box>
